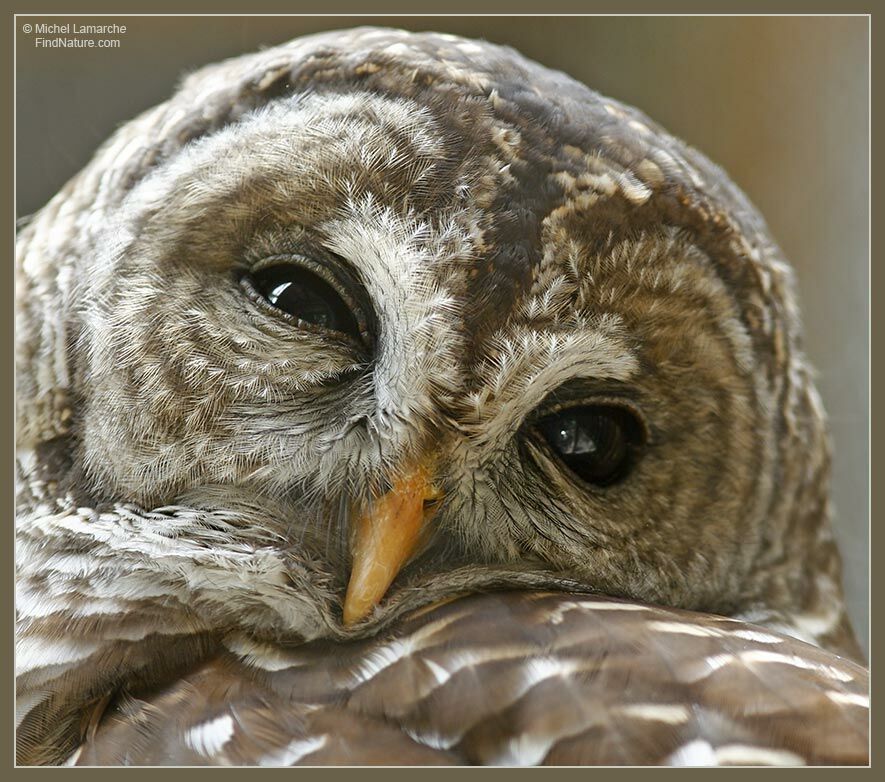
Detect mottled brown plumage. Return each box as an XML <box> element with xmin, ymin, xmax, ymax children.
<box><xmin>36</xmin><ymin>594</ymin><xmax>869</xmax><ymax>766</ymax></box>
<box><xmin>16</xmin><ymin>28</ymin><xmax>866</xmax><ymax>766</ymax></box>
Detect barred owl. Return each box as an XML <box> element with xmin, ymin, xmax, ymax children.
<box><xmin>15</xmin><ymin>28</ymin><xmax>868</xmax><ymax>766</ymax></box>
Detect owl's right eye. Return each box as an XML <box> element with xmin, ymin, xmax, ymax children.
<box><xmin>244</xmin><ymin>262</ymin><xmax>363</xmax><ymax>342</ymax></box>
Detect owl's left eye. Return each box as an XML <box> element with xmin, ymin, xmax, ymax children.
<box><xmin>245</xmin><ymin>263</ymin><xmax>363</xmax><ymax>341</ymax></box>
<box><xmin>535</xmin><ymin>405</ymin><xmax>644</xmax><ymax>488</ymax></box>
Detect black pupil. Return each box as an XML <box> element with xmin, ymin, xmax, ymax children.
<box><xmin>252</xmin><ymin>265</ymin><xmax>359</xmax><ymax>338</ymax></box>
<box><xmin>537</xmin><ymin>406</ymin><xmax>641</xmax><ymax>487</ymax></box>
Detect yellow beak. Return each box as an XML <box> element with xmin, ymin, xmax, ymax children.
<box><xmin>342</xmin><ymin>462</ymin><xmax>441</xmax><ymax>626</ymax></box>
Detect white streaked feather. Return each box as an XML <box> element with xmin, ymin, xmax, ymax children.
<box><xmin>62</xmin><ymin>747</ymin><xmax>83</xmax><ymax>766</ymax></box>
<box><xmin>647</xmin><ymin>621</ymin><xmax>724</xmax><ymax>638</ymax></box>
<box><xmin>618</xmin><ymin>703</ymin><xmax>691</xmax><ymax>724</ymax></box>
<box><xmin>224</xmin><ymin>635</ymin><xmax>310</xmax><ymax>672</ymax></box>
<box><xmin>184</xmin><ymin>714</ymin><xmax>235</xmax><ymax>758</ymax></box>
<box><xmin>726</xmin><ymin>629</ymin><xmax>784</xmax><ymax>644</ymax></box>
<box><xmin>738</xmin><ymin>650</ymin><xmax>854</xmax><ymax>682</ymax></box>
<box><xmin>259</xmin><ymin>735</ymin><xmax>328</xmax><ymax>766</ymax></box>
<box><xmin>825</xmin><ymin>691</ymin><xmax>868</xmax><ymax>708</ymax></box>
<box><xmin>714</xmin><ymin>744</ymin><xmax>804</xmax><ymax>766</ymax></box>
<box><xmin>15</xmin><ymin>636</ymin><xmax>101</xmax><ymax>675</ymax></box>
<box><xmin>666</xmin><ymin>739</ymin><xmax>718</xmax><ymax>766</ymax></box>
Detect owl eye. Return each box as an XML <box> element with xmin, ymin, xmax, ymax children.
<box><xmin>536</xmin><ymin>406</ymin><xmax>644</xmax><ymax>487</ymax></box>
<box><xmin>248</xmin><ymin>263</ymin><xmax>362</xmax><ymax>340</ymax></box>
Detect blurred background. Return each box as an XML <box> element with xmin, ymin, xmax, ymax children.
<box><xmin>16</xmin><ymin>16</ymin><xmax>869</xmax><ymax>654</ymax></box>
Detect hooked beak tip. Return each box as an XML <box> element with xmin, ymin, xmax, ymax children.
<box><xmin>342</xmin><ymin>463</ymin><xmax>441</xmax><ymax>626</ymax></box>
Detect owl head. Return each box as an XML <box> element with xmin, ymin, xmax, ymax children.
<box><xmin>15</xmin><ymin>28</ymin><xmax>859</xmax><ymax>658</ymax></box>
